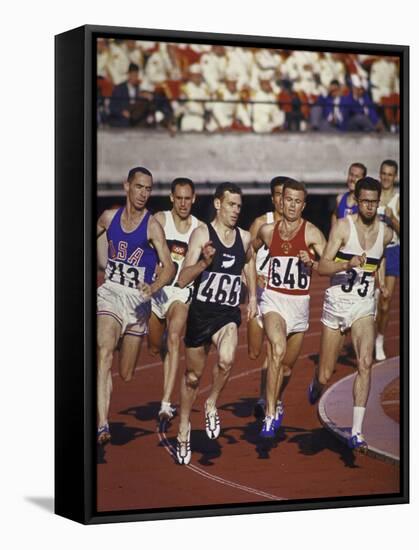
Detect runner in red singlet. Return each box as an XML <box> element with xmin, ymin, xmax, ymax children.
<box><xmin>253</xmin><ymin>178</ymin><xmax>327</xmax><ymax>438</ymax></box>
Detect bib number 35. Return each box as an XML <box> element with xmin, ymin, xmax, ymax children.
<box><xmin>341</xmin><ymin>269</ymin><xmax>370</xmax><ymax>297</ymax></box>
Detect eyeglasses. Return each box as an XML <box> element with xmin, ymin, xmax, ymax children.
<box><xmin>358</xmin><ymin>199</ymin><xmax>379</xmax><ymax>207</ymax></box>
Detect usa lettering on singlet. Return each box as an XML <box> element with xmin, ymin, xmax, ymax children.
<box><xmin>163</xmin><ymin>210</ymin><xmax>199</xmax><ymax>286</ymax></box>
<box><xmin>267</xmin><ymin>220</ymin><xmax>313</xmax><ymax>296</ymax></box>
<box><xmin>337</xmin><ymin>191</ymin><xmax>358</xmax><ymax>219</ymax></box>
<box><xmin>331</xmin><ymin>215</ymin><xmax>385</xmax><ymax>298</ymax></box>
<box><xmin>256</xmin><ymin>211</ymin><xmax>274</xmax><ymax>277</ymax></box>
<box><xmin>105</xmin><ymin>208</ymin><xmax>157</xmax><ymax>289</ymax></box>
<box><xmin>194</xmin><ymin>224</ymin><xmax>246</xmax><ymax>308</ymax></box>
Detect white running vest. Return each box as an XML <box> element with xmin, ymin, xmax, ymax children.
<box><xmin>256</xmin><ymin>211</ymin><xmax>274</xmax><ymax>277</ymax></box>
<box><xmin>164</xmin><ymin>211</ymin><xmax>199</xmax><ymax>286</ymax></box>
<box><xmin>330</xmin><ymin>215</ymin><xmax>385</xmax><ymax>299</ymax></box>
<box><xmin>377</xmin><ymin>192</ymin><xmax>399</xmax><ymax>247</ymax></box>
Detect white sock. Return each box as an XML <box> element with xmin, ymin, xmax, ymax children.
<box><xmin>376</xmin><ymin>333</ymin><xmax>384</xmax><ymax>346</ymax></box>
<box><xmin>352</xmin><ymin>406</ymin><xmax>366</xmax><ymax>436</ymax></box>
<box><xmin>161</xmin><ymin>400</ymin><xmax>171</xmax><ymax>408</ymax></box>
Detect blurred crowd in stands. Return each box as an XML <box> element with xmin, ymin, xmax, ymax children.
<box><xmin>97</xmin><ymin>39</ymin><xmax>400</xmax><ymax>134</ymax></box>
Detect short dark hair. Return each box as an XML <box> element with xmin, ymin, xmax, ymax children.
<box><xmin>171</xmin><ymin>177</ymin><xmax>195</xmax><ymax>194</ymax></box>
<box><xmin>270</xmin><ymin>176</ymin><xmax>295</xmax><ymax>196</ymax></box>
<box><xmin>380</xmin><ymin>159</ymin><xmax>398</xmax><ymax>174</ymax></box>
<box><xmin>330</xmin><ymin>79</ymin><xmax>340</xmax><ymax>87</ymax></box>
<box><xmin>349</xmin><ymin>162</ymin><xmax>367</xmax><ymax>177</ymax></box>
<box><xmin>214</xmin><ymin>182</ymin><xmax>242</xmax><ymax>201</ymax></box>
<box><xmin>282</xmin><ymin>178</ymin><xmax>307</xmax><ymax>199</ymax></box>
<box><xmin>128</xmin><ymin>62</ymin><xmax>140</xmax><ymax>73</ymax></box>
<box><xmin>355</xmin><ymin>176</ymin><xmax>382</xmax><ymax>199</ymax></box>
<box><xmin>127</xmin><ymin>166</ymin><xmax>153</xmax><ymax>182</ymax></box>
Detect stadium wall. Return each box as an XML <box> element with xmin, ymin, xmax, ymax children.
<box><xmin>97</xmin><ymin>129</ymin><xmax>399</xmax><ymax>194</ymax></box>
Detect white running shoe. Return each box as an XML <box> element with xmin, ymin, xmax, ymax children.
<box><xmin>158</xmin><ymin>402</ymin><xmax>177</xmax><ymax>422</ymax></box>
<box><xmin>176</xmin><ymin>423</ymin><xmax>191</xmax><ymax>465</ymax></box>
<box><xmin>205</xmin><ymin>406</ymin><xmax>221</xmax><ymax>439</ymax></box>
<box><xmin>375</xmin><ymin>338</ymin><xmax>386</xmax><ymax>361</ymax></box>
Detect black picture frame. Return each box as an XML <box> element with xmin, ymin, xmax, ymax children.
<box><xmin>55</xmin><ymin>24</ymin><xmax>409</xmax><ymax>525</ymax></box>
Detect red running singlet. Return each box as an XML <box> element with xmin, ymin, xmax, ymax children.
<box><xmin>266</xmin><ymin>220</ymin><xmax>314</xmax><ymax>296</ymax></box>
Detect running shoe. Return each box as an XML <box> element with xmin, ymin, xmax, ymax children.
<box><xmin>260</xmin><ymin>415</ymin><xmax>276</xmax><ymax>438</ymax></box>
<box><xmin>254</xmin><ymin>398</ymin><xmax>266</xmax><ymax>419</ymax></box>
<box><xmin>158</xmin><ymin>402</ymin><xmax>177</xmax><ymax>422</ymax></box>
<box><xmin>273</xmin><ymin>401</ymin><xmax>285</xmax><ymax>430</ymax></box>
<box><xmin>97</xmin><ymin>423</ymin><xmax>111</xmax><ymax>445</ymax></box>
<box><xmin>348</xmin><ymin>432</ymin><xmax>368</xmax><ymax>451</ymax></box>
<box><xmin>176</xmin><ymin>424</ymin><xmax>191</xmax><ymax>465</ymax></box>
<box><xmin>308</xmin><ymin>379</ymin><xmax>322</xmax><ymax>405</ymax></box>
<box><xmin>205</xmin><ymin>406</ymin><xmax>221</xmax><ymax>439</ymax></box>
<box><xmin>375</xmin><ymin>340</ymin><xmax>386</xmax><ymax>361</ymax></box>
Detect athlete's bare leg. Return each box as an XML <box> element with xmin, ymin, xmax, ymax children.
<box><xmin>276</xmin><ymin>332</ymin><xmax>305</xmax><ymax>399</ymax></box>
<box><xmin>247</xmin><ymin>316</ymin><xmax>264</xmax><ymax>360</ymax></box>
<box><xmin>376</xmin><ymin>275</ymin><xmax>397</xmax><ymax>359</ymax></box>
<box><xmin>263</xmin><ymin>312</ymin><xmax>287</xmax><ymax>417</ymax></box>
<box><xmin>178</xmin><ymin>345</ymin><xmax>207</xmax><ymax>441</ymax></box>
<box><xmin>97</xmin><ymin>315</ymin><xmax>121</xmax><ymax>430</ymax></box>
<box><xmin>148</xmin><ymin>311</ymin><xmax>166</xmax><ymax>357</ymax></box>
<box><xmin>317</xmin><ymin>325</ymin><xmax>346</xmax><ymax>386</ymax></box>
<box><xmin>349</xmin><ymin>315</ymin><xmax>375</xmax><ymax>442</ymax></box>
<box><xmin>351</xmin><ymin>316</ymin><xmax>375</xmax><ymax>407</ymax></box>
<box><xmin>161</xmin><ymin>301</ymin><xmax>189</xmax><ymax>404</ymax></box>
<box><xmin>119</xmin><ymin>331</ymin><xmax>144</xmax><ymax>382</ymax></box>
<box><xmin>376</xmin><ymin>275</ymin><xmax>397</xmax><ymax>335</ymax></box>
<box><xmin>206</xmin><ymin>322</ymin><xmax>238</xmax><ymax>410</ymax></box>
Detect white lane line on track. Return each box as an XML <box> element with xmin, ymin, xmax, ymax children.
<box><xmin>157</xmin><ymin>430</ymin><xmax>284</xmax><ymax>501</ymax></box>
<box><xmin>157</xmin><ymin>364</ymin><xmax>287</xmax><ymax>502</ymax></box>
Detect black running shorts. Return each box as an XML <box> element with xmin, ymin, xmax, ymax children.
<box><xmin>184</xmin><ymin>300</ymin><xmax>241</xmax><ymax>348</ymax></box>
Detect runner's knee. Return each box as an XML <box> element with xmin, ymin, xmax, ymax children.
<box><xmin>358</xmin><ymin>354</ymin><xmax>373</xmax><ymax>374</ymax></box>
<box><xmin>248</xmin><ymin>346</ymin><xmax>261</xmax><ymax>361</ymax></box>
<box><xmin>97</xmin><ymin>344</ymin><xmax>114</xmax><ymax>371</ymax></box>
<box><xmin>148</xmin><ymin>344</ymin><xmax>161</xmax><ymax>357</ymax></box>
<box><xmin>283</xmin><ymin>365</ymin><xmax>292</xmax><ymax>377</ymax></box>
<box><xmin>379</xmin><ymin>297</ymin><xmax>391</xmax><ymax>314</ymax></box>
<box><xmin>270</xmin><ymin>343</ymin><xmax>286</xmax><ymax>367</ymax></box>
<box><xmin>218</xmin><ymin>355</ymin><xmax>233</xmax><ymax>374</ymax></box>
<box><xmin>167</xmin><ymin>330</ymin><xmax>181</xmax><ymax>351</ymax></box>
<box><xmin>185</xmin><ymin>369</ymin><xmax>200</xmax><ymax>389</ymax></box>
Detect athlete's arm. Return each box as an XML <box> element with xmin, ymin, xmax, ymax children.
<box><xmin>153</xmin><ymin>211</ymin><xmax>166</xmax><ymax>229</ymax></box>
<box><xmin>300</xmin><ymin>223</ymin><xmax>327</xmax><ymax>271</ymax></box>
<box><xmin>241</xmin><ymin>230</ymin><xmax>257</xmax><ymax>320</ymax></box>
<box><xmin>377</xmin><ymin>257</ymin><xmax>389</xmax><ymax>298</ymax></box>
<box><xmin>249</xmin><ymin>215</ymin><xmax>266</xmax><ymax>243</ymax></box>
<box><xmin>176</xmin><ymin>225</ymin><xmax>214</xmax><ymax>288</ymax></box>
<box><xmin>384</xmin><ymin>201</ymin><xmax>400</xmax><ymax>236</ymax></box>
<box><xmin>146</xmin><ymin>217</ymin><xmax>175</xmax><ymax>295</ymax></box>
<box><xmin>331</xmin><ymin>194</ymin><xmax>342</xmax><ymax>228</ymax></box>
<box><xmin>383</xmin><ymin>225</ymin><xmax>394</xmax><ymax>248</ymax></box>
<box><xmin>318</xmin><ymin>219</ymin><xmax>365</xmax><ymax>275</ymax></box>
<box><xmin>97</xmin><ymin>209</ymin><xmax>117</xmax><ymax>238</ymax></box>
<box><xmin>253</xmin><ymin>222</ymin><xmax>274</xmax><ymax>253</ymax></box>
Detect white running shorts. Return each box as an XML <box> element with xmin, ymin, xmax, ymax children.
<box><xmin>321</xmin><ymin>288</ymin><xmax>376</xmax><ymax>333</ymax></box>
<box><xmin>260</xmin><ymin>288</ymin><xmax>310</xmax><ymax>335</ymax></box>
<box><xmin>151</xmin><ymin>285</ymin><xmax>193</xmax><ymax>320</ymax></box>
<box><xmin>97</xmin><ymin>280</ymin><xmax>151</xmax><ymax>336</ymax></box>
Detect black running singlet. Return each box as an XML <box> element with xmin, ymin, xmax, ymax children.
<box><xmin>192</xmin><ymin>223</ymin><xmax>246</xmax><ymax>308</ymax></box>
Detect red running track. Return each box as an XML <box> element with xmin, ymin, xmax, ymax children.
<box><xmin>97</xmin><ymin>275</ymin><xmax>400</xmax><ymax>512</ymax></box>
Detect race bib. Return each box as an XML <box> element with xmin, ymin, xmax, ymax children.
<box><xmin>105</xmin><ymin>259</ymin><xmax>145</xmax><ymax>288</ymax></box>
<box><xmin>332</xmin><ymin>269</ymin><xmax>375</xmax><ymax>298</ymax></box>
<box><xmin>268</xmin><ymin>256</ymin><xmax>310</xmax><ymax>291</ymax></box>
<box><xmin>196</xmin><ymin>271</ymin><xmax>241</xmax><ymax>307</ymax></box>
